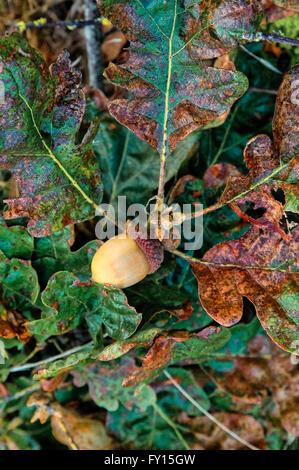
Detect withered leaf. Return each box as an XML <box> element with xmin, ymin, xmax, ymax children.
<box><xmin>0</xmin><ymin>34</ymin><xmax>103</xmax><ymax>237</ymax></box>
<box><xmin>192</xmin><ymin>225</ymin><xmax>299</xmax><ymax>354</ymax></box>
<box><xmin>220</xmin><ymin>65</ymin><xmax>299</xmax><ymax>232</ymax></box>
<box><xmin>51</xmin><ymin>403</ymin><xmax>113</xmax><ymax>450</ymax></box>
<box><xmin>179</xmin><ymin>412</ymin><xmax>267</xmax><ymax>450</ymax></box>
<box><xmin>214</xmin><ymin>334</ymin><xmax>299</xmax><ymax>436</ymax></box>
<box><xmin>98</xmin><ymin>0</ymin><xmax>255</xmax><ymax>154</ymax></box>
<box><xmin>0</xmin><ymin>306</ymin><xmax>32</xmax><ymax>343</ymax></box>
<box><xmin>192</xmin><ymin>64</ymin><xmax>299</xmax><ymax>354</ymax></box>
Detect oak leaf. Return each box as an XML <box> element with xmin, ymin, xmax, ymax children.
<box><xmin>0</xmin><ymin>34</ymin><xmax>103</xmax><ymax>237</ymax></box>
<box><xmin>219</xmin><ymin>65</ymin><xmax>299</xmax><ymax>233</ymax></box>
<box><xmin>192</xmin><ymin>225</ymin><xmax>299</xmax><ymax>353</ymax></box>
<box><xmin>179</xmin><ymin>412</ymin><xmax>267</xmax><ymax>450</ymax></box>
<box><xmin>98</xmin><ymin>0</ymin><xmax>257</xmax><ymax>154</ymax></box>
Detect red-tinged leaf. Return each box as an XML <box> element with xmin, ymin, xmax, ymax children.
<box><xmin>97</xmin><ymin>327</ymin><xmax>162</xmax><ymax>362</ymax></box>
<box><xmin>192</xmin><ymin>225</ymin><xmax>299</xmax><ymax>353</ymax></box>
<box><xmin>203</xmin><ymin>163</ymin><xmax>242</xmax><ymax>190</ymax></box>
<box><xmin>0</xmin><ymin>34</ymin><xmax>103</xmax><ymax>237</ymax></box>
<box><xmin>219</xmin><ymin>65</ymin><xmax>299</xmax><ymax>233</ymax></box>
<box><xmin>123</xmin><ymin>326</ymin><xmax>231</xmax><ymax>387</ymax></box>
<box><xmin>50</xmin><ymin>403</ymin><xmax>113</xmax><ymax>450</ymax></box>
<box><xmin>221</xmin><ymin>134</ymin><xmax>287</xmax><ymax>238</ymax></box>
<box><xmin>262</xmin><ymin>2</ymin><xmax>297</xmax><ymax>23</ymax></box>
<box><xmin>98</xmin><ymin>0</ymin><xmax>253</xmax><ymax>154</ymax></box>
<box><xmin>168</xmin><ymin>175</ymin><xmax>197</xmax><ymax>204</ymax></box>
<box><xmin>273</xmin><ymin>65</ymin><xmax>299</xmax><ymax>157</ymax></box>
<box><xmin>41</xmin><ymin>373</ymin><xmax>68</xmax><ymax>392</ymax></box>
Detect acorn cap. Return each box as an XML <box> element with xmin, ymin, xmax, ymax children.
<box><xmin>127</xmin><ymin>223</ymin><xmax>164</xmax><ymax>274</ymax></box>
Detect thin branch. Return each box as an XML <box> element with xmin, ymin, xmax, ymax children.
<box><xmin>259</xmin><ymin>32</ymin><xmax>299</xmax><ymax>48</ymax></box>
<box><xmin>84</xmin><ymin>0</ymin><xmax>103</xmax><ymax>89</ymax></box>
<box><xmin>9</xmin><ymin>18</ymin><xmax>105</xmax><ymax>30</ymax></box>
<box><xmin>164</xmin><ymin>370</ymin><xmax>260</xmax><ymax>451</ymax></box>
<box><xmin>0</xmin><ymin>383</ymin><xmax>40</xmax><ymax>405</ymax></box>
<box><xmin>9</xmin><ymin>341</ymin><xmax>93</xmax><ymax>373</ymax></box>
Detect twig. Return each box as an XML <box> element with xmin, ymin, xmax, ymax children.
<box><xmin>0</xmin><ymin>382</ymin><xmax>40</xmax><ymax>405</ymax></box>
<box><xmin>9</xmin><ymin>18</ymin><xmax>107</xmax><ymax>31</ymax></box>
<box><xmin>258</xmin><ymin>32</ymin><xmax>299</xmax><ymax>48</ymax></box>
<box><xmin>9</xmin><ymin>341</ymin><xmax>93</xmax><ymax>373</ymax></box>
<box><xmin>164</xmin><ymin>370</ymin><xmax>260</xmax><ymax>451</ymax></box>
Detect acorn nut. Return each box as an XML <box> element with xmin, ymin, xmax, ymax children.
<box><xmin>91</xmin><ymin>231</ymin><xmax>164</xmax><ymax>289</ymax></box>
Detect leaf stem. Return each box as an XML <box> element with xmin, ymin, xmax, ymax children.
<box><xmin>152</xmin><ymin>402</ymin><xmax>190</xmax><ymax>450</ymax></box>
<box><xmin>164</xmin><ymin>370</ymin><xmax>260</xmax><ymax>451</ymax></box>
<box><xmin>168</xmin><ymin>248</ymin><xmax>292</xmax><ymax>272</ymax></box>
<box><xmin>19</xmin><ymin>93</ymin><xmax>99</xmax><ymax>211</ymax></box>
<box><xmin>158</xmin><ymin>0</ymin><xmax>178</xmax><ymax>201</ymax></box>
<box><xmin>182</xmin><ymin>157</ymin><xmax>295</xmax><ymax>221</ymax></box>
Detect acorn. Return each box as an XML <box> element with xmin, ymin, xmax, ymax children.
<box><xmin>91</xmin><ymin>225</ymin><xmax>164</xmax><ymax>288</ymax></box>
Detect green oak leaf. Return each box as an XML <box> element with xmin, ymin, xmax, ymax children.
<box><xmin>27</xmin><ymin>271</ymin><xmax>142</xmax><ymax>340</ymax></box>
<box><xmin>97</xmin><ymin>327</ymin><xmax>162</xmax><ymax>361</ymax></box>
<box><xmin>34</xmin><ymin>344</ymin><xmax>100</xmax><ymax>380</ymax></box>
<box><xmin>0</xmin><ymin>33</ymin><xmax>103</xmax><ymax>237</ymax></box>
<box><xmin>32</xmin><ymin>225</ymin><xmax>101</xmax><ymax>283</ymax></box>
<box><xmin>0</xmin><ymin>219</ymin><xmax>34</xmax><ymax>260</ymax></box>
<box><xmin>0</xmin><ymin>250</ymin><xmax>39</xmax><ymax>311</ymax></box>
